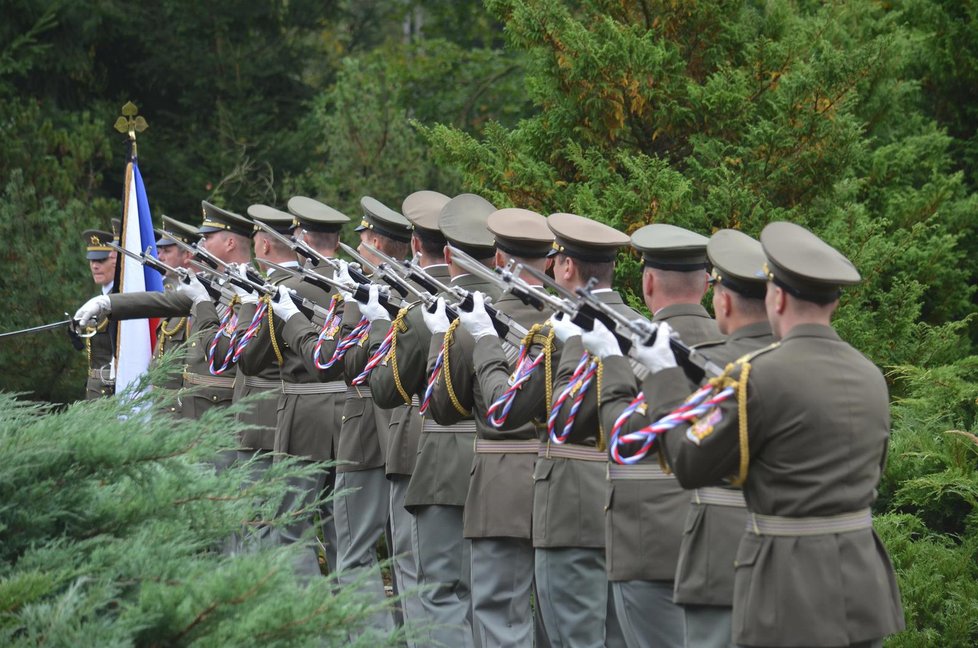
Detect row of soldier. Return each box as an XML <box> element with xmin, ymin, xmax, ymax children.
<box><xmin>74</xmin><ymin>193</ymin><xmax>904</xmax><ymax>648</ymax></box>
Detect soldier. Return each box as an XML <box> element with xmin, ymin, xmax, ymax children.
<box><xmin>331</xmin><ymin>197</ymin><xmax>413</xmax><ymax>632</ymax></box>
<box><xmin>243</xmin><ymin>196</ymin><xmax>351</xmax><ymax>581</ymax></box>
<box><xmin>79</xmin><ymin>228</ymin><xmax>118</xmax><ymax>399</ymax></box>
<box><xmin>578</xmin><ymin>223</ymin><xmax>721</xmax><ymax>648</ymax></box>
<box><xmin>229</xmin><ymin>205</ymin><xmax>301</xmax><ymax>499</ymax></box>
<box><xmin>73</xmin><ymin>201</ymin><xmax>254</xmax><ymax>420</ymax></box>
<box><xmin>641</xmin><ymin>222</ymin><xmax>905</xmax><ymax>648</ymax></box>
<box><xmin>467</xmin><ymin>212</ymin><xmax>631</xmax><ymax>647</ymax></box>
<box><xmin>367</xmin><ymin>190</ymin><xmax>452</xmax><ymax>644</ymax></box>
<box><xmin>151</xmin><ymin>216</ymin><xmax>199</xmax><ymax>399</ymax></box>
<box><xmin>586</xmin><ymin>229</ymin><xmax>775</xmax><ymax>648</ymax></box>
<box><xmin>410</xmin><ymin>193</ymin><xmax>500</xmax><ymax>647</ymax></box>
<box><xmin>439</xmin><ymin>208</ymin><xmax>554</xmax><ymax>647</ymax></box>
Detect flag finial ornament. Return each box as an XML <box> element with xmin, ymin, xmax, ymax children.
<box><xmin>114</xmin><ymin>102</ymin><xmax>148</xmax><ymax>156</ymax></box>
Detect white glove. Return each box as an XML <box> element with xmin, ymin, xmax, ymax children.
<box><xmin>231</xmin><ymin>263</ymin><xmax>258</xmax><ymax>305</ymax></box>
<box><xmin>177</xmin><ymin>273</ymin><xmax>210</xmax><ymax>304</ymax></box>
<box><xmin>358</xmin><ymin>284</ymin><xmax>390</xmax><ymax>323</ymax></box>
<box><xmin>581</xmin><ymin>319</ymin><xmax>623</xmax><ymax>359</ymax></box>
<box><xmin>270</xmin><ymin>285</ymin><xmax>300</xmax><ymax>322</ymax></box>
<box><xmin>549</xmin><ymin>311</ymin><xmax>583</xmax><ymax>343</ymax></box>
<box><xmin>632</xmin><ymin>322</ymin><xmax>678</xmax><ymax>374</ymax></box>
<box><xmin>458</xmin><ymin>291</ymin><xmax>496</xmax><ymax>340</ymax></box>
<box><xmin>422</xmin><ymin>297</ymin><xmax>450</xmax><ymax>335</ymax></box>
<box><xmin>332</xmin><ymin>260</ymin><xmax>354</xmax><ymax>302</ymax></box>
<box><xmin>73</xmin><ymin>295</ymin><xmax>110</xmax><ymax>328</ymax></box>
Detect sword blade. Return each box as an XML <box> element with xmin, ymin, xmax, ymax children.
<box><xmin>0</xmin><ymin>319</ymin><xmax>72</xmax><ymax>339</ymax></box>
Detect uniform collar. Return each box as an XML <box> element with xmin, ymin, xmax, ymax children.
<box><xmin>652</xmin><ymin>302</ymin><xmax>710</xmax><ymax>321</ymax></box>
<box><xmin>781</xmin><ymin>322</ymin><xmax>841</xmax><ymax>342</ymax></box>
<box><xmin>727</xmin><ymin>320</ymin><xmax>773</xmax><ymax>341</ymax></box>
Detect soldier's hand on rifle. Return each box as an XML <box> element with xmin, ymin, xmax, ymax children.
<box><xmin>177</xmin><ymin>273</ymin><xmax>210</xmax><ymax>304</ymax></box>
<box><xmin>271</xmin><ymin>286</ymin><xmax>301</xmax><ymax>322</ymax></box>
<box><xmin>229</xmin><ymin>263</ymin><xmax>258</xmax><ymax>304</ymax></box>
<box><xmin>332</xmin><ymin>260</ymin><xmax>355</xmax><ymax>301</ymax></box>
<box><xmin>422</xmin><ymin>297</ymin><xmax>450</xmax><ymax>335</ymax></box>
<box><xmin>73</xmin><ymin>295</ymin><xmax>110</xmax><ymax>330</ymax></box>
<box><xmin>549</xmin><ymin>312</ymin><xmax>583</xmax><ymax>343</ymax></box>
<box><xmin>359</xmin><ymin>285</ymin><xmax>391</xmax><ymax>323</ymax></box>
<box><xmin>458</xmin><ymin>291</ymin><xmax>496</xmax><ymax>341</ymax></box>
<box><xmin>633</xmin><ymin>322</ymin><xmax>677</xmax><ymax>374</ymax></box>
<box><xmin>582</xmin><ymin>319</ymin><xmax>623</xmax><ymax>359</ymax></box>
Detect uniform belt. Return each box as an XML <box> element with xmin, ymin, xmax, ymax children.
<box><xmin>183</xmin><ymin>372</ymin><xmax>234</xmax><ymax>389</ymax></box>
<box><xmin>422</xmin><ymin>419</ymin><xmax>477</xmax><ymax>434</ymax></box>
<box><xmin>88</xmin><ymin>366</ymin><xmax>115</xmax><ymax>384</ymax></box>
<box><xmin>346</xmin><ymin>385</ymin><xmax>371</xmax><ymax>398</ymax></box>
<box><xmin>411</xmin><ymin>395</ymin><xmax>420</xmax><ymax>407</ymax></box>
<box><xmin>693</xmin><ymin>487</ymin><xmax>746</xmax><ymax>508</ymax></box>
<box><xmin>538</xmin><ymin>443</ymin><xmax>605</xmax><ymax>462</ymax></box>
<box><xmin>475</xmin><ymin>439</ymin><xmax>539</xmax><ymax>454</ymax></box>
<box><xmin>747</xmin><ymin>508</ymin><xmax>873</xmax><ymax>536</ymax></box>
<box><xmin>281</xmin><ymin>380</ymin><xmax>347</xmax><ymax>395</ymax></box>
<box><xmin>607</xmin><ymin>461</ymin><xmax>674</xmax><ymax>480</ymax></box>
<box><xmin>243</xmin><ymin>376</ymin><xmax>283</xmax><ymax>390</ymax></box>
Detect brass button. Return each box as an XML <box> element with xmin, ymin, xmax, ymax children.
<box><xmin>212</xmin><ymin>395</ymin><xmax>219</xmax><ymax>402</ymax></box>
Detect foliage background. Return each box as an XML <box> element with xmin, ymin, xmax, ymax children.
<box><xmin>1</xmin><ymin>0</ymin><xmax>977</xmax><ymax>644</ymax></box>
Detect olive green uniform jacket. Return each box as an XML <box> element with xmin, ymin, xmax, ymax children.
<box><xmin>433</xmin><ymin>291</ymin><xmax>543</xmax><ymax>540</ymax></box>
<box><xmin>597</xmin><ymin>302</ymin><xmax>720</xmax><ymax>581</ymax></box>
<box><xmin>404</xmin><ymin>274</ymin><xmax>499</xmax><ymax>510</ymax></box>
<box><xmin>227</xmin><ymin>267</ymin><xmax>295</xmax><ymax>452</ymax></box>
<box><xmin>242</xmin><ymin>272</ymin><xmax>343</xmax><ymax>462</ymax></box>
<box><xmin>651</xmin><ymin>324</ymin><xmax>905</xmax><ymax>646</ymax></box>
<box><xmin>85</xmin><ymin>316</ymin><xmax>115</xmax><ymax>400</ymax></box>
<box><xmin>108</xmin><ymin>289</ymin><xmax>237</xmax><ymax>418</ymax></box>
<box><xmin>600</xmin><ymin>320</ymin><xmax>770</xmax><ymax>600</ymax></box>
<box><xmin>369</xmin><ymin>264</ymin><xmax>452</xmax><ymax>478</ymax></box>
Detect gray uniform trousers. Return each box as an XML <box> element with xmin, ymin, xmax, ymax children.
<box><xmin>606</xmin><ymin>582</ymin><xmax>628</xmax><ymax>648</ymax></box>
<box><xmin>737</xmin><ymin>643</ymin><xmax>882</xmax><ymax>648</ymax></box>
<box><xmin>274</xmin><ymin>460</ymin><xmax>328</xmax><ymax>584</ymax></box>
<box><xmin>535</xmin><ymin>547</ymin><xmax>607</xmax><ymax>648</ymax></box>
<box><xmin>612</xmin><ymin>581</ymin><xmax>684</xmax><ymax>648</ymax></box>
<box><xmin>334</xmin><ymin>466</ymin><xmax>394</xmax><ymax>632</ymax></box>
<box><xmin>685</xmin><ymin>605</ymin><xmax>733</xmax><ymax>648</ymax></box>
<box><xmin>390</xmin><ymin>476</ymin><xmax>427</xmax><ymax>647</ymax></box>
<box><xmin>412</xmin><ymin>504</ymin><xmax>474</xmax><ymax>647</ymax></box>
<box><xmin>470</xmin><ymin>537</ymin><xmax>533</xmax><ymax>647</ymax></box>
<box><xmin>230</xmin><ymin>450</ymin><xmax>274</xmax><ymax>553</ymax></box>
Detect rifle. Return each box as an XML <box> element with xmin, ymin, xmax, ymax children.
<box><xmin>337</xmin><ymin>242</ymin><xmax>410</xmax><ymax>299</ymax></box>
<box><xmin>447</xmin><ymin>245</ymin><xmax>549</xmax><ymax>313</ymax></box>
<box><xmin>574</xmin><ymin>279</ymin><xmax>724</xmax><ymax>382</ymax></box>
<box><xmin>257</xmin><ymin>255</ymin><xmax>402</xmax><ymax>319</ymax></box>
<box><xmin>361</xmin><ymin>241</ymin><xmax>526</xmax><ymax>345</ymax></box>
<box><xmin>109</xmin><ymin>241</ymin><xmax>228</xmax><ymax>303</ymax></box>
<box><xmin>253</xmin><ymin>220</ymin><xmax>374</xmax><ymax>285</ymax></box>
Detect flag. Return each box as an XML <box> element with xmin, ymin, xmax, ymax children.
<box><xmin>114</xmin><ymin>156</ymin><xmax>164</xmax><ymax>393</ymax></box>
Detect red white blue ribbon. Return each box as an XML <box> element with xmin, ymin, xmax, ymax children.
<box><xmin>486</xmin><ymin>340</ymin><xmax>545</xmax><ymax>428</ymax></box>
<box><xmin>546</xmin><ymin>351</ymin><xmax>598</xmax><ymax>444</ymax></box>
<box><xmin>207</xmin><ymin>307</ymin><xmax>239</xmax><ymax>375</ymax></box>
<box><xmin>351</xmin><ymin>322</ymin><xmax>395</xmax><ymax>385</ymax></box>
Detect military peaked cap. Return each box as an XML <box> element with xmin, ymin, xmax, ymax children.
<box><xmin>547</xmin><ymin>212</ymin><xmax>630</xmax><ymax>263</ymax></box>
<box><xmin>488</xmin><ymin>208</ymin><xmax>553</xmax><ymax>258</ymax></box>
<box><xmin>199</xmin><ymin>201</ymin><xmax>253</xmax><ymax>238</ymax></box>
<box><xmin>248</xmin><ymin>204</ymin><xmax>296</xmax><ymax>235</ymax></box>
<box><xmin>156</xmin><ymin>215</ymin><xmax>200</xmax><ymax>247</ymax></box>
<box><xmin>440</xmin><ymin>193</ymin><xmax>497</xmax><ymax>258</ymax></box>
<box><xmin>631</xmin><ymin>223</ymin><xmax>709</xmax><ymax>271</ymax></box>
<box><xmin>287</xmin><ymin>196</ymin><xmax>350</xmax><ymax>233</ymax></box>
<box><xmin>760</xmin><ymin>221</ymin><xmax>860</xmax><ymax>304</ymax></box>
<box><xmin>707</xmin><ymin>229</ymin><xmax>767</xmax><ymax>299</ymax></box>
<box><xmin>83</xmin><ymin>229</ymin><xmax>115</xmax><ymax>261</ymax></box>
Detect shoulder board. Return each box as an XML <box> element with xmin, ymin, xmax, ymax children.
<box><xmin>733</xmin><ymin>340</ymin><xmax>781</xmax><ymax>366</ymax></box>
<box><xmin>692</xmin><ymin>337</ymin><xmax>726</xmax><ymax>350</ymax></box>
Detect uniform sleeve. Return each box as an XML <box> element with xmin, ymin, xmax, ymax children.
<box><xmin>655</xmin><ymin>364</ymin><xmax>760</xmax><ymax>489</ymax></box>
<box><xmin>234</xmin><ymin>301</ymin><xmax>276</xmax><ymax>375</ymax></box>
<box><xmin>109</xmin><ymin>290</ymin><xmax>193</xmax><ymax>320</ymax></box>
<box><xmin>369</xmin><ymin>307</ymin><xmax>426</xmax><ymax>409</ymax></box>
<box><xmin>472</xmin><ymin>334</ymin><xmax>555</xmax><ymax>429</ymax></box>
<box><xmin>341</xmin><ymin>301</ymin><xmax>372</xmax><ymax>383</ymax></box>
<box><xmin>280</xmin><ymin>311</ymin><xmax>345</xmax><ymax>382</ymax></box>
<box><xmin>424</xmin><ymin>326</ymin><xmax>475</xmax><ymax>426</ymax></box>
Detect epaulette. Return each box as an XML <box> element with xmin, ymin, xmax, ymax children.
<box><xmin>692</xmin><ymin>337</ymin><xmax>726</xmax><ymax>351</ymax></box>
<box><xmin>733</xmin><ymin>340</ymin><xmax>781</xmax><ymax>367</ymax></box>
